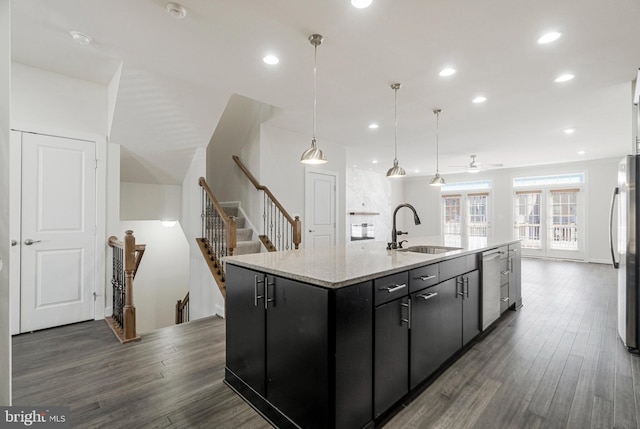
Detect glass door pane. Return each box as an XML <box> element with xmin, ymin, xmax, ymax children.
<box><xmin>514</xmin><ymin>192</ymin><xmax>541</xmax><ymax>250</ymax></box>
<box><xmin>443</xmin><ymin>195</ymin><xmax>461</xmax><ymax>247</ymax></box>
<box><xmin>467</xmin><ymin>194</ymin><xmax>488</xmax><ymax>247</ymax></box>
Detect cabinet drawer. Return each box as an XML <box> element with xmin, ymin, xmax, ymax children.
<box><xmin>409</xmin><ymin>263</ymin><xmax>439</xmax><ymax>293</ymax></box>
<box><xmin>498</xmin><ymin>245</ymin><xmax>509</xmax><ymax>259</ymax></box>
<box><xmin>499</xmin><ymin>259</ymin><xmax>509</xmax><ymax>286</ymax></box>
<box><xmin>374</xmin><ymin>272</ymin><xmax>409</xmax><ymax>306</ymax></box>
<box><xmin>500</xmin><ymin>284</ymin><xmax>509</xmax><ymax>313</ymax></box>
<box><xmin>439</xmin><ymin>254</ymin><xmax>478</xmax><ymax>281</ymax></box>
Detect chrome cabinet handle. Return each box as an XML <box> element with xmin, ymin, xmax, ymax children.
<box><xmin>464</xmin><ymin>277</ymin><xmax>469</xmax><ymax>298</ymax></box>
<box><xmin>379</xmin><ymin>283</ymin><xmax>407</xmax><ymax>293</ymax></box>
<box><xmin>254</xmin><ymin>275</ymin><xmax>264</xmax><ymax>307</ymax></box>
<box><xmin>414</xmin><ymin>274</ymin><xmax>436</xmax><ymax>281</ymax></box>
<box><xmin>416</xmin><ymin>292</ymin><xmax>438</xmax><ymax>301</ymax></box>
<box><xmin>501</xmin><ymin>297</ymin><xmax>509</xmax><ymax>302</ymax></box>
<box><xmin>401</xmin><ymin>299</ymin><xmax>411</xmax><ymax>329</ymax></box>
<box><xmin>456</xmin><ymin>278</ymin><xmax>464</xmax><ymax>297</ymax></box>
<box><xmin>501</xmin><ymin>270</ymin><xmax>510</xmax><ymax>276</ymax></box>
<box><xmin>265</xmin><ymin>278</ymin><xmax>276</xmax><ymax>309</ymax></box>
<box><xmin>24</xmin><ymin>239</ymin><xmax>41</xmax><ymax>245</ymax></box>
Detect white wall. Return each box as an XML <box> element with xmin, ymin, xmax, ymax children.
<box><xmin>261</xmin><ymin>124</ymin><xmax>348</xmax><ymax>247</ymax></box>
<box><xmin>345</xmin><ymin>168</ymin><xmax>405</xmax><ymax>244</ymax></box>
<box><xmin>11</xmin><ymin>63</ymin><xmax>108</xmax><ymax>135</ymax></box>
<box><xmin>183</xmin><ymin>147</ymin><xmax>222</xmax><ymax>319</ymax></box>
<box><xmin>120</xmin><ymin>182</ymin><xmax>181</xmax><ymax>221</ymax></box>
<box><xmin>118</xmin><ymin>221</ymin><xmax>190</xmax><ymax>333</ymax></box>
<box><xmin>402</xmin><ymin>157</ymin><xmax>620</xmax><ymax>263</ymax></box>
<box><xmin>0</xmin><ymin>0</ymin><xmax>11</xmax><ymax>406</ymax></box>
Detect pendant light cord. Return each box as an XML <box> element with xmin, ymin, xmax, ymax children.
<box><xmin>394</xmin><ymin>86</ymin><xmax>398</xmax><ymax>161</ymax></box>
<box><xmin>435</xmin><ymin>110</ymin><xmax>440</xmax><ymax>172</ymax></box>
<box><xmin>312</xmin><ymin>42</ymin><xmax>318</xmax><ymax>145</ymax></box>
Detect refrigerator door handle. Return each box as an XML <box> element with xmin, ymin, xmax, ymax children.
<box><xmin>610</xmin><ymin>186</ymin><xmax>620</xmax><ymax>269</ymax></box>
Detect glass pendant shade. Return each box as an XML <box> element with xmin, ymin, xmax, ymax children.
<box><xmin>387</xmin><ymin>83</ymin><xmax>405</xmax><ymax>178</ymax></box>
<box><xmin>301</xmin><ymin>138</ymin><xmax>327</xmax><ymax>164</ymax></box>
<box><xmin>301</xmin><ymin>34</ymin><xmax>327</xmax><ymax>165</ymax></box>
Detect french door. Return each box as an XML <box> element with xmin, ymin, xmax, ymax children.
<box><xmin>514</xmin><ymin>188</ymin><xmax>583</xmax><ymax>260</ymax></box>
<box><xmin>442</xmin><ymin>192</ymin><xmax>490</xmax><ymax>247</ymax></box>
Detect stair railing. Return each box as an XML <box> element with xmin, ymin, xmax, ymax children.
<box><xmin>106</xmin><ymin>230</ymin><xmax>145</xmax><ymax>343</ymax></box>
<box><xmin>175</xmin><ymin>291</ymin><xmax>190</xmax><ymax>324</ymax></box>
<box><xmin>197</xmin><ymin>177</ymin><xmax>237</xmax><ymax>297</ymax></box>
<box><xmin>232</xmin><ymin>155</ymin><xmax>302</xmax><ymax>251</ymax></box>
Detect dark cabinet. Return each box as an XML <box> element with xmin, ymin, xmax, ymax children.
<box><xmin>265</xmin><ymin>275</ymin><xmax>329</xmax><ymax>429</ymax></box>
<box><xmin>410</xmin><ymin>278</ymin><xmax>460</xmax><ymax>389</ymax></box>
<box><xmin>374</xmin><ymin>295</ymin><xmax>409</xmax><ymax>418</ymax></box>
<box><xmin>226</xmin><ymin>264</ymin><xmax>373</xmax><ymax>429</ymax></box>
<box><xmin>460</xmin><ymin>270</ymin><xmax>480</xmax><ymax>346</ymax></box>
<box><xmin>226</xmin><ymin>264</ymin><xmax>266</xmax><ymax>396</ymax></box>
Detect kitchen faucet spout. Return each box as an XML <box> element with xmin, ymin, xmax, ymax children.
<box><xmin>388</xmin><ymin>203</ymin><xmax>421</xmax><ymax>250</ymax></box>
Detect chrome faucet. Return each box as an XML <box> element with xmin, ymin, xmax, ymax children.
<box><xmin>387</xmin><ymin>203</ymin><xmax>421</xmax><ymax>250</ymax></box>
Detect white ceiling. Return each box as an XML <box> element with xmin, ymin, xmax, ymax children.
<box><xmin>10</xmin><ymin>0</ymin><xmax>640</xmax><ymax>184</ymax></box>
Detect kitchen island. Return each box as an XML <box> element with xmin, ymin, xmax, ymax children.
<box><xmin>224</xmin><ymin>237</ymin><xmax>521</xmax><ymax>429</ymax></box>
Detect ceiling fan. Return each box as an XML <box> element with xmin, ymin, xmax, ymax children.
<box><xmin>450</xmin><ymin>155</ymin><xmax>503</xmax><ymax>173</ymax></box>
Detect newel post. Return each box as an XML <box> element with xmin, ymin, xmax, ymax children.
<box><xmin>123</xmin><ymin>230</ymin><xmax>137</xmax><ymax>340</ymax></box>
<box><xmin>293</xmin><ymin>216</ymin><xmax>302</xmax><ymax>250</ymax></box>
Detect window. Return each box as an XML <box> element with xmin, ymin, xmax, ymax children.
<box><xmin>549</xmin><ymin>189</ymin><xmax>579</xmax><ymax>251</ymax></box>
<box><xmin>515</xmin><ymin>191</ymin><xmax>541</xmax><ymax>249</ymax></box>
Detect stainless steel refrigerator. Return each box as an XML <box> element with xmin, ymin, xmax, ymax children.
<box><xmin>611</xmin><ymin>155</ymin><xmax>640</xmax><ymax>353</ymax></box>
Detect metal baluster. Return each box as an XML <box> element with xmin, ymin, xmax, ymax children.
<box><xmin>263</xmin><ymin>193</ymin><xmax>267</xmax><ymax>240</ymax></box>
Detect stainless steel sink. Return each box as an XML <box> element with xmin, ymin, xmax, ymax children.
<box><xmin>399</xmin><ymin>245</ymin><xmax>463</xmax><ymax>254</ymax></box>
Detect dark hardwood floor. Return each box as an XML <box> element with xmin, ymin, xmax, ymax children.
<box><xmin>12</xmin><ymin>259</ymin><xmax>640</xmax><ymax>428</ymax></box>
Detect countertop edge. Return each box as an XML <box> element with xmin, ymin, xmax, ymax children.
<box><xmin>225</xmin><ymin>239</ymin><xmax>521</xmax><ymax>289</ymax></box>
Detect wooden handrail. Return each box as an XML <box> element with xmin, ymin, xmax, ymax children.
<box><xmin>198</xmin><ymin>176</ymin><xmax>237</xmax><ymax>250</ymax></box>
<box><xmin>232</xmin><ymin>155</ymin><xmax>296</xmax><ymax>225</ymax></box>
<box><xmin>232</xmin><ymin>155</ymin><xmax>301</xmax><ymax>249</ymax></box>
<box><xmin>108</xmin><ymin>236</ymin><xmax>146</xmax><ymax>279</ymax></box>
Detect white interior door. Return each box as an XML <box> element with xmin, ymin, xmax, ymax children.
<box><xmin>20</xmin><ymin>132</ymin><xmax>97</xmax><ymax>332</ymax></box>
<box><xmin>305</xmin><ymin>169</ymin><xmax>336</xmax><ymax>249</ymax></box>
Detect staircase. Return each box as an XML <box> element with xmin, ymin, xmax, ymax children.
<box><xmin>221</xmin><ymin>205</ymin><xmax>261</xmax><ymax>256</ymax></box>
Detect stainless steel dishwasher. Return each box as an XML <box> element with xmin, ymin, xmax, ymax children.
<box><xmin>482</xmin><ymin>249</ymin><xmax>502</xmax><ymax>329</ymax></box>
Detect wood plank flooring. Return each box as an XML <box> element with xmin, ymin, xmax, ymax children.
<box><xmin>12</xmin><ymin>259</ymin><xmax>640</xmax><ymax>428</ymax></box>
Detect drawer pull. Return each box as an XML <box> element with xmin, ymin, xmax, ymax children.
<box><xmin>380</xmin><ymin>283</ymin><xmax>407</xmax><ymax>293</ymax></box>
<box><xmin>414</xmin><ymin>274</ymin><xmax>436</xmax><ymax>281</ymax></box>
<box><xmin>501</xmin><ymin>297</ymin><xmax>509</xmax><ymax>302</ymax></box>
<box><xmin>416</xmin><ymin>292</ymin><xmax>438</xmax><ymax>301</ymax></box>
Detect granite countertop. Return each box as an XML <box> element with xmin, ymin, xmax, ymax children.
<box><xmin>224</xmin><ymin>236</ymin><xmax>519</xmax><ymax>289</ymax></box>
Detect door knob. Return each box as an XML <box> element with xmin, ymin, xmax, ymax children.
<box><xmin>24</xmin><ymin>239</ymin><xmax>42</xmax><ymax>245</ymax></box>
<box><xmin>11</xmin><ymin>240</ymin><xmax>17</xmax><ymax>246</ymax></box>
<box><xmin>309</xmin><ymin>230</ymin><xmax>315</xmax><ymax>232</ymax></box>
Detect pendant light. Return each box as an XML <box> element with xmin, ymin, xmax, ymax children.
<box><xmin>386</xmin><ymin>83</ymin><xmax>405</xmax><ymax>178</ymax></box>
<box><xmin>301</xmin><ymin>34</ymin><xmax>327</xmax><ymax>164</ymax></box>
<box><xmin>429</xmin><ymin>109</ymin><xmax>446</xmax><ymax>186</ymax></box>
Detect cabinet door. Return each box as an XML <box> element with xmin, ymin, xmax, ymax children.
<box><xmin>225</xmin><ymin>264</ymin><xmax>266</xmax><ymax>396</ymax></box>
<box><xmin>462</xmin><ymin>270</ymin><xmax>480</xmax><ymax>346</ymax></box>
<box><xmin>265</xmin><ymin>276</ymin><xmax>329</xmax><ymax>429</ymax></box>
<box><xmin>410</xmin><ymin>278</ymin><xmax>460</xmax><ymax>389</ymax></box>
<box><xmin>374</xmin><ymin>296</ymin><xmax>409</xmax><ymax>418</ymax></box>
<box><xmin>509</xmin><ymin>243</ymin><xmax>522</xmax><ymax>309</ymax></box>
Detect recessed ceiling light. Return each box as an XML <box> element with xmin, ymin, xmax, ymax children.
<box><xmin>372</xmin><ymin>159</ymin><xmax>378</xmax><ymax>164</ymax></box>
<box><xmin>263</xmin><ymin>55</ymin><xmax>279</xmax><ymax>65</ymax></box>
<box><xmin>439</xmin><ymin>67</ymin><xmax>456</xmax><ymax>77</ymax></box>
<box><xmin>554</xmin><ymin>74</ymin><xmax>574</xmax><ymax>83</ymax></box>
<box><xmin>414</xmin><ymin>169</ymin><xmax>420</xmax><ymax>173</ymax></box>
<box><xmin>368</xmin><ymin>123</ymin><xmax>379</xmax><ymax>129</ymax></box>
<box><xmin>70</xmin><ymin>31</ymin><xmax>92</xmax><ymax>45</ymax></box>
<box><xmin>351</xmin><ymin>0</ymin><xmax>373</xmax><ymax>8</ymax></box>
<box><xmin>166</xmin><ymin>2</ymin><xmax>187</xmax><ymax>18</ymax></box>
<box><xmin>563</xmin><ymin>128</ymin><xmax>576</xmax><ymax>134</ymax></box>
<box><xmin>472</xmin><ymin>96</ymin><xmax>487</xmax><ymax>104</ymax></box>
<box><xmin>538</xmin><ymin>32</ymin><xmax>562</xmax><ymax>44</ymax></box>
<box><xmin>577</xmin><ymin>150</ymin><xmax>586</xmax><ymax>155</ymax></box>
